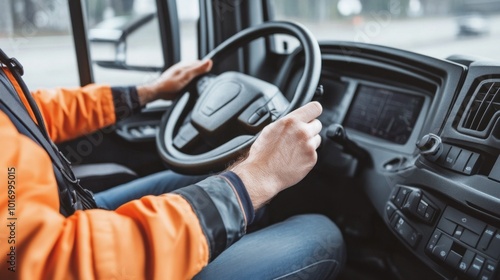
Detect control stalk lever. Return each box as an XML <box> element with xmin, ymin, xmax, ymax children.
<box><xmin>326</xmin><ymin>124</ymin><xmax>370</xmax><ymax>164</ymax></box>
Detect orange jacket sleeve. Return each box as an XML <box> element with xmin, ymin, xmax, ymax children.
<box><xmin>0</xmin><ymin>67</ymin><xmax>249</xmax><ymax>279</ymax></box>
<box><xmin>28</xmin><ymin>85</ymin><xmax>116</xmax><ymax>143</ymax></box>
<box><xmin>0</xmin><ymin>111</ymin><xmax>212</xmax><ymax>279</ymax></box>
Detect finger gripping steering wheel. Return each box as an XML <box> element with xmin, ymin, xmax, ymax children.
<box><xmin>157</xmin><ymin>21</ymin><xmax>321</xmax><ymax>174</ymax></box>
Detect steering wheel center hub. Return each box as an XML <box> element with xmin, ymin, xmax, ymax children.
<box><xmin>200</xmin><ymin>81</ymin><xmax>241</xmax><ymax>116</ymax></box>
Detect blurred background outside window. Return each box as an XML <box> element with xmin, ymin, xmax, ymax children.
<box><xmin>271</xmin><ymin>0</ymin><xmax>500</xmax><ymax>60</ymax></box>
<box><xmin>0</xmin><ymin>0</ymin><xmax>199</xmax><ymax>89</ymax></box>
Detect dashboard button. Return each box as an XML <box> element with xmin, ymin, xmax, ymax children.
<box><xmin>408</xmin><ymin>232</ymin><xmax>420</xmax><ymax>248</ymax></box>
<box><xmin>391</xmin><ymin>213</ymin><xmax>401</xmax><ymax>228</ymax></box>
<box><xmin>443</xmin><ymin>207</ymin><xmax>486</xmax><ymax>235</ymax></box>
<box><xmin>445</xmin><ymin>250</ymin><xmax>462</xmax><ymax>268</ymax></box>
<box><xmin>460</xmin><ymin>229</ymin><xmax>480</xmax><ymax>248</ymax></box>
<box><xmin>394</xmin><ymin>188</ymin><xmax>411</xmax><ymax>209</ymax></box>
<box><xmin>427</xmin><ymin>230</ymin><xmax>442</xmax><ymax>253</ymax></box>
<box><xmin>390</xmin><ymin>187</ymin><xmax>400</xmax><ymax>203</ymax></box>
<box><xmin>432</xmin><ymin>235</ymin><xmax>453</xmax><ymax>261</ymax></box>
<box><xmin>385</xmin><ymin>203</ymin><xmax>396</xmax><ymax>220</ymax></box>
<box><xmin>464</xmin><ymin>153</ymin><xmax>480</xmax><ymax>175</ymax></box>
<box><xmin>393</xmin><ymin>216</ymin><xmax>420</xmax><ymax>248</ymax></box>
<box><xmin>467</xmin><ymin>255</ymin><xmax>485</xmax><ymax>278</ymax></box>
<box><xmin>485</xmin><ymin>232</ymin><xmax>500</xmax><ymax>260</ymax></box>
<box><xmin>485</xmin><ymin>261</ymin><xmax>497</xmax><ymax>272</ymax></box>
<box><xmin>438</xmin><ymin>218</ymin><xmax>457</xmax><ymax>236</ymax></box>
<box><xmin>437</xmin><ymin>144</ymin><xmax>452</xmax><ymax>165</ymax></box>
<box><xmin>452</xmin><ymin>149</ymin><xmax>472</xmax><ymax>173</ymax></box>
<box><xmin>424</xmin><ymin>206</ymin><xmax>435</xmax><ymax>222</ymax></box>
<box><xmin>479</xmin><ymin>269</ymin><xmax>494</xmax><ymax>280</ymax></box>
<box><xmin>478</xmin><ymin>227</ymin><xmax>496</xmax><ymax>251</ymax></box>
<box><xmin>488</xmin><ymin>156</ymin><xmax>500</xmax><ymax>183</ymax></box>
<box><xmin>458</xmin><ymin>250</ymin><xmax>476</xmax><ymax>273</ymax></box>
<box><xmin>442</xmin><ymin>146</ymin><xmax>461</xmax><ymax>168</ymax></box>
<box><xmin>402</xmin><ymin>190</ymin><xmax>421</xmax><ymax>213</ymax></box>
<box><xmin>417</xmin><ymin>200</ymin><xmax>428</xmax><ymax>217</ymax></box>
<box><xmin>454</xmin><ymin>226</ymin><xmax>465</xmax><ymax>238</ymax></box>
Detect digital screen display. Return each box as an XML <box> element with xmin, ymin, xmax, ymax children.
<box><xmin>344</xmin><ymin>85</ymin><xmax>424</xmax><ymax>144</ymax></box>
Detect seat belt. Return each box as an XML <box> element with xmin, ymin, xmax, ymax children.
<box><xmin>0</xmin><ymin>49</ymin><xmax>97</xmax><ymax>215</ymax></box>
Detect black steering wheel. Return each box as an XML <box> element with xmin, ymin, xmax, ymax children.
<box><xmin>157</xmin><ymin>21</ymin><xmax>321</xmax><ymax>174</ymax></box>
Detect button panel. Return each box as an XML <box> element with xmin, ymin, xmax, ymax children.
<box><xmin>428</xmin><ymin>206</ymin><xmax>499</xmax><ymax>279</ymax></box>
<box><xmin>391</xmin><ymin>214</ymin><xmax>421</xmax><ymax>248</ymax></box>
<box><xmin>424</xmin><ymin>143</ymin><xmax>482</xmax><ymax>175</ymax></box>
<box><xmin>386</xmin><ymin>187</ymin><xmax>499</xmax><ymax>280</ymax></box>
<box><xmin>390</xmin><ymin>186</ymin><xmax>438</xmax><ymax>225</ymax></box>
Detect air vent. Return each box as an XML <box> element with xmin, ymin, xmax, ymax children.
<box><xmin>460</xmin><ymin>80</ymin><xmax>500</xmax><ymax>136</ymax></box>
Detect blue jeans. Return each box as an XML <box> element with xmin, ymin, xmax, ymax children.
<box><xmin>94</xmin><ymin>170</ymin><xmax>345</xmax><ymax>279</ymax></box>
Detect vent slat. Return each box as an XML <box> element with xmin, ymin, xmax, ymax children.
<box><xmin>461</xmin><ymin>81</ymin><xmax>500</xmax><ymax>133</ymax></box>
<box><xmin>470</xmin><ymin>83</ymin><xmax>493</xmax><ymax>130</ymax></box>
<box><xmin>463</xmin><ymin>84</ymin><xmax>487</xmax><ymax>128</ymax></box>
<box><xmin>476</xmin><ymin>86</ymin><xmax>500</xmax><ymax>131</ymax></box>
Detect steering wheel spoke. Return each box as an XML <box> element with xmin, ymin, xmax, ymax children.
<box><xmin>195</xmin><ymin>75</ymin><xmax>217</xmax><ymax>97</ymax></box>
<box><xmin>267</xmin><ymin>90</ymin><xmax>290</xmax><ymax>121</ymax></box>
<box><xmin>173</xmin><ymin>122</ymin><xmax>200</xmax><ymax>151</ymax></box>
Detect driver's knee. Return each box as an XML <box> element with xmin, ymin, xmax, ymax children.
<box><xmin>274</xmin><ymin>214</ymin><xmax>346</xmax><ymax>280</ymax></box>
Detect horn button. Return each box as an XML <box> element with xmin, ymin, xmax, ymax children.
<box><xmin>201</xmin><ymin>81</ymin><xmax>241</xmax><ymax>116</ymax></box>
<box><xmin>191</xmin><ymin>72</ymin><xmax>276</xmax><ymax>135</ymax></box>
<box><xmin>172</xmin><ymin>72</ymin><xmax>285</xmax><ymax>151</ymax></box>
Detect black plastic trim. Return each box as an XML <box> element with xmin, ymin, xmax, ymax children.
<box><xmin>68</xmin><ymin>0</ymin><xmax>94</xmax><ymax>86</ymax></box>
<box><xmin>156</xmin><ymin>0</ymin><xmax>181</xmax><ymax>69</ymax></box>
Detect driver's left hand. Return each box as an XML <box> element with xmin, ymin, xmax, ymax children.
<box><xmin>137</xmin><ymin>59</ymin><xmax>213</xmax><ymax>106</ymax></box>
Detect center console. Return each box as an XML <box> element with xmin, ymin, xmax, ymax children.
<box><xmin>386</xmin><ymin>185</ymin><xmax>499</xmax><ymax>280</ymax></box>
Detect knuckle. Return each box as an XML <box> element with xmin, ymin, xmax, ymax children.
<box><xmin>296</xmin><ymin>128</ymin><xmax>309</xmax><ymax>140</ymax></box>
<box><xmin>181</xmin><ymin>72</ymin><xmax>192</xmax><ymax>82</ymax></box>
<box><xmin>281</xmin><ymin>116</ymin><xmax>298</xmax><ymax>128</ymax></box>
<box><xmin>306</xmin><ymin>140</ymin><xmax>316</xmax><ymax>152</ymax></box>
<box><xmin>173</xmin><ymin>69</ymin><xmax>182</xmax><ymax>76</ymax></box>
<box><xmin>315</xmin><ymin>119</ymin><xmax>323</xmax><ymax>130</ymax></box>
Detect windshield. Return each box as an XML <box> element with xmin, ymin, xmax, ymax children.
<box><xmin>271</xmin><ymin>0</ymin><xmax>500</xmax><ymax>60</ymax></box>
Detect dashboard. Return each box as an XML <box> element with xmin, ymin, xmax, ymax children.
<box><xmin>283</xmin><ymin>42</ymin><xmax>500</xmax><ymax>280</ymax></box>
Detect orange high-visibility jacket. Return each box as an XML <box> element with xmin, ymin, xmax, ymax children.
<box><xmin>0</xmin><ymin>67</ymin><xmax>248</xmax><ymax>280</ymax></box>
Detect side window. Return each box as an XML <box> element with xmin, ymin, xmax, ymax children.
<box><xmin>0</xmin><ymin>0</ymin><xmax>200</xmax><ymax>91</ymax></box>
<box><xmin>0</xmin><ymin>0</ymin><xmax>79</xmax><ymax>89</ymax></box>
<box><xmin>85</xmin><ymin>0</ymin><xmax>164</xmax><ymax>86</ymax></box>
<box><xmin>85</xmin><ymin>0</ymin><xmax>200</xmax><ymax>88</ymax></box>
<box><xmin>177</xmin><ymin>0</ymin><xmax>200</xmax><ymax>61</ymax></box>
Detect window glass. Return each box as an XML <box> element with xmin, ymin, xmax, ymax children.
<box><xmin>270</xmin><ymin>0</ymin><xmax>500</xmax><ymax>60</ymax></box>
<box><xmin>0</xmin><ymin>0</ymin><xmax>79</xmax><ymax>89</ymax></box>
<box><xmin>85</xmin><ymin>0</ymin><xmax>164</xmax><ymax>86</ymax></box>
<box><xmin>85</xmin><ymin>0</ymin><xmax>200</xmax><ymax>88</ymax></box>
<box><xmin>177</xmin><ymin>0</ymin><xmax>200</xmax><ymax>61</ymax></box>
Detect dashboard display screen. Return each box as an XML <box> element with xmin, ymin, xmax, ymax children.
<box><xmin>344</xmin><ymin>85</ymin><xmax>424</xmax><ymax>144</ymax></box>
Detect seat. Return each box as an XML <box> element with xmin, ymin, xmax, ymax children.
<box><xmin>72</xmin><ymin>163</ymin><xmax>138</xmax><ymax>193</ymax></box>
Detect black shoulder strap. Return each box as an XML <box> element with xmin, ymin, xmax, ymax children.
<box><xmin>0</xmin><ymin>73</ymin><xmax>68</xmax><ymax>173</ymax></box>
<box><xmin>0</xmin><ymin>49</ymin><xmax>97</xmax><ymax>215</ymax></box>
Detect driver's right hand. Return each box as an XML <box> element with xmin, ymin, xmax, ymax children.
<box><xmin>232</xmin><ymin>101</ymin><xmax>323</xmax><ymax>209</ymax></box>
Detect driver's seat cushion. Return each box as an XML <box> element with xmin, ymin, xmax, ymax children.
<box><xmin>72</xmin><ymin>163</ymin><xmax>138</xmax><ymax>193</ymax></box>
